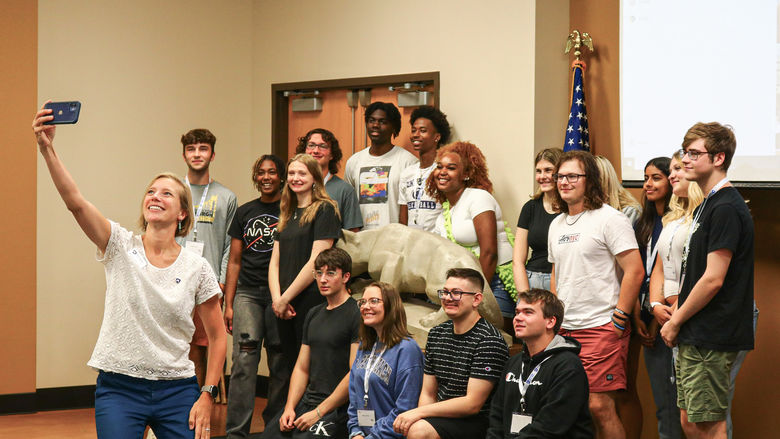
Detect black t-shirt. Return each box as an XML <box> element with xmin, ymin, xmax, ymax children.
<box><xmin>516</xmin><ymin>197</ymin><xmax>559</xmax><ymax>273</ymax></box>
<box><xmin>276</xmin><ymin>202</ymin><xmax>341</xmax><ymax>300</ymax></box>
<box><xmin>228</xmin><ymin>198</ymin><xmax>280</xmax><ymax>294</ymax></box>
<box><xmin>301</xmin><ymin>297</ymin><xmax>361</xmax><ymax>405</ymax></box>
<box><xmin>679</xmin><ymin>187</ymin><xmax>754</xmax><ymax>351</ymax></box>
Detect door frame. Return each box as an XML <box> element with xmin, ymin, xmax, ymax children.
<box><xmin>271</xmin><ymin>71</ymin><xmax>440</xmax><ymax>159</ymax></box>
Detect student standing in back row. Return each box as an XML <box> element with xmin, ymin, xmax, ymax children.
<box><xmin>345</xmin><ymin>102</ymin><xmax>418</xmax><ymax>229</ymax></box>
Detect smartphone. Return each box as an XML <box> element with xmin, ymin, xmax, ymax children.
<box><xmin>44</xmin><ymin>101</ymin><xmax>81</xmax><ymax>125</ymax></box>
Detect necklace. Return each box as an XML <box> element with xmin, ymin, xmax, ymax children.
<box><xmin>565</xmin><ymin>211</ymin><xmax>586</xmax><ymax>226</ymax></box>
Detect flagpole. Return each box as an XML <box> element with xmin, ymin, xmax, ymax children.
<box><xmin>563</xmin><ymin>30</ymin><xmax>594</xmax><ymax>152</ymax></box>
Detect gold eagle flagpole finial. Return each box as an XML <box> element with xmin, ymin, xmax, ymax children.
<box><xmin>565</xmin><ymin>30</ymin><xmax>594</xmax><ymax>68</ymax></box>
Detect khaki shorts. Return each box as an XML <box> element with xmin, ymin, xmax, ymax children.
<box><xmin>676</xmin><ymin>344</ymin><xmax>738</xmax><ymax>423</ymax></box>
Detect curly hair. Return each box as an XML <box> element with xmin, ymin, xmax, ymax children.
<box><xmin>551</xmin><ymin>151</ymin><xmax>606</xmax><ymax>214</ymax></box>
<box><xmin>364</xmin><ymin>101</ymin><xmax>402</xmax><ymax>137</ymax></box>
<box><xmin>295</xmin><ymin>128</ymin><xmax>343</xmax><ymax>175</ymax></box>
<box><xmin>251</xmin><ymin>154</ymin><xmax>285</xmax><ymax>193</ymax></box>
<box><xmin>180</xmin><ymin>128</ymin><xmax>216</xmax><ymax>153</ymax></box>
<box><xmin>410</xmin><ymin>106</ymin><xmax>451</xmax><ymax>148</ymax></box>
<box><xmin>425</xmin><ymin>141</ymin><xmax>493</xmax><ymax>204</ymax></box>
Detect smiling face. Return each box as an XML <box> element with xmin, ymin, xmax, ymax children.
<box><xmin>433</xmin><ymin>152</ymin><xmax>466</xmax><ymax>195</ymax></box>
<box><xmin>304</xmin><ymin>133</ymin><xmax>333</xmax><ymax>173</ymax></box>
<box><xmin>643</xmin><ymin>164</ymin><xmax>671</xmax><ymax>203</ymax></box>
<box><xmin>535</xmin><ymin>159</ymin><xmax>556</xmax><ymax>194</ymax></box>
<box><xmin>366</xmin><ymin>109</ymin><xmax>394</xmax><ymax>145</ymax></box>
<box><xmin>669</xmin><ymin>157</ymin><xmax>690</xmax><ymax>198</ymax></box>
<box><xmin>556</xmin><ymin>159</ymin><xmax>587</xmax><ymax>208</ymax></box>
<box><xmin>360</xmin><ymin>285</ymin><xmax>386</xmax><ymax>330</ymax></box>
<box><xmin>256</xmin><ymin>159</ymin><xmax>282</xmax><ymax>197</ymax></box>
<box><xmin>513</xmin><ymin>299</ymin><xmax>555</xmax><ymax>340</ymax></box>
<box><xmin>143</xmin><ymin>177</ymin><xmax>187</xmax><ymax>227</ymax></box>
<box><xmin>440</xmin><ymin>276</ymin><xmax>481</xmax><ymax>320</ymax></box>
<box><xmin>183</xmin><ymin>142</ymin><xmax>214</xmax><ymax>173</ymax></box>
<box><xmin>287</xmin><ymin>160</ymin><xmax>314</xmax><ymax>194</ymax></box>
<box><xmin>410</xmin><ymin>117</ymin><xmax>440</xmax><ymax>155</ymax></box>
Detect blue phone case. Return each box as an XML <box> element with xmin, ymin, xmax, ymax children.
<box><xmin>44</xmin><ymin>101</ymin><xmax>81</xmax><ymax>125</ymax></box>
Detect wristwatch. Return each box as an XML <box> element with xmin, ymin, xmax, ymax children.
<box><xmin>201</xmin><ymin>385</ymin><xmax>219</xmax><ymax>400</ymax></box>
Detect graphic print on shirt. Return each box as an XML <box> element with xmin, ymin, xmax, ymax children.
<box><xmin>243</xmin><ymin>213</ymin><xmax>278</xmax><ymax>252</ymax></box>
<box><xmin>558</xmin><ymin>233</ymin><xmax>580</xmax><ymax>244</ymax></box>
<box><xmin>354</xmin><ymin>354</ymin><xmax>392</xmax><ymax>385</ymax></box>
<box><xmin>358</xmin><ymin>166</ymin><xmax>391</xmax><ymax>205</ymax></box>
<box><xmin>194</xmin><ymin>194</ymin><xmax>219</xmax><ymax>224</ymax></box>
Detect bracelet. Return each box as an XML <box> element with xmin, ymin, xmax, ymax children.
<box><xmin>612</xmin><ymin>312</ymin><xmax>628</xmax><ymax>321</ymax></box>
<box><xmin>649</xmin><ymin>301</ymin><xmax>663</xmax><ymax>311</ymax></box>
<box><xmin>614</xmin><ymin>307</ymin><xmax>630</xmax><ymax>317</ymax></box>
<box><xmin>611</xmin><ymin>318</ymin><xmax>626</xmax><ymax>331</ymax></box>
<box><xmin>316</xmin><ymin>407</ymin><xmax>323</xmax><ymax>420</ymax></box>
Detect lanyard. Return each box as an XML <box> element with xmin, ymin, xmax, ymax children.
<box><xmin>412</xmin><ymin>165</ymin><xmax>429</xmax><ymax>225</ymax></box>
<box><xmin>362</xmin><ymin>343</ymin><xmax>386</xmax><ymax>407</ymax></box>
<box><xmin>518</xmin><ymin>356</ymin><xmax>551</xmax><ymax>411</ymax></box>
<box><xmin>678</xmin><ymin>177</ymin><xmax>729</xmax><ymax>292</ymax></box>
<box><xmin>645</xmin><ymin>236</ymin><xmax>660</xmax><ymax>278</ymax></box>
<box><xmin>665</xmin><ymin>218</ymin><xmax>684</xmax><ymax>262</ymax></box>
<box><xmin>185</xmin><ymin>176</ymin><xmax>211</xmax><ymax>241</ymax></box>
<box><xmin>324</xmin><ymin>172</ymin><xmax>332</xmax><ymax>184</ymax></box>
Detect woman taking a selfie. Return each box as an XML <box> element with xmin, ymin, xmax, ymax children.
<box><xmin>33</xmin><ymin>102</ymin><xmax>225</xmax><ymax>439</ymax></box>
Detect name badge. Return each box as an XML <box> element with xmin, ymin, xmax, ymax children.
<box><xmin>510</xmin><ymin>412</ymin><xmax>532</xmax><ymax>434</ymax></box>
<box><xmin>186</xmin><ymin>240</ymin><xmax>205</xmax><ymax>257</ymax></box>
<box><xmin>357</xmin><ymin>409</ymin><xmax>375</xmax><ymax>427</ymax></box>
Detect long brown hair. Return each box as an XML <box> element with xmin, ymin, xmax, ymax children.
<box><xmin>426</xmin><ymin>141</ymin><xmax>493</xmax><ymax>204</ymax></box>
<box><xmin>358</xmin><ymin>282</ymin><xmax>411</xmax><ymax>350</ymax></box>
<box><xmin>278</xmin><ymin>154</ymin><xmax>339</xmax><ymax>232</ymax></box>
<box><xmin>532</xmin><ymin>148</ymin><xmax>563</xmax><ymax>199</ymax></box>
<box><xmin>551</xmin><ymin>151</ymin><xmax>607</xmax><ymax>214</ymax></box>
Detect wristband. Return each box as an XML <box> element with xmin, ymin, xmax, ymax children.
<box><xmin>316</xmin><ymin>407</ymin><xmax>323</xmax><ymax>420</ymax></box>
<box><xmin>650</xmin><ymin>301</ymin><xmax>663</xmax><ymax>311</ymax></box>
<box><xmin>612</xmin><ymin>312</ymin><xmax>628</xmax><ymax>321</ymax></box>
<box><xmin>614</xmin><ymin>307</ymin><xmax>630</xmax><ymax>317</ymax></box>
<box><xmin>611</xmin><ymin>318</ymin><xmax>626</xmax><ymax>331</ymax></box>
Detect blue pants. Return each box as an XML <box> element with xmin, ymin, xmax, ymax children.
<box><xmin>95</xmin><ymin>371</ymin><xmax>199</xmax><ymax>439</ymax></box>
<box><xmin>490</xmin><ymin>273</ymin><xmax>515</xmax><ymax>318</ymax></box>
<box><xmin>526</xmin><ymin>270</ymin><xmax>551</xmax><ymax>291</ymax></box>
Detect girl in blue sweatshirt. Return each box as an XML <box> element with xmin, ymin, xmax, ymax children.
<box><xmin>347</xmin><ymin>282</ymin><xmax>424</xmax><ymax>439</ymax></box>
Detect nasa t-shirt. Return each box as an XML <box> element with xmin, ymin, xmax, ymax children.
<box><xmin>228</xmin><ymin>197</ymin><xmax>280</xmax><ymax>297</ymax></box>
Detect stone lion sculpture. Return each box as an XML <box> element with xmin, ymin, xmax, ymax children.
<box><xmin>337</xmin><ymin>223</ymin><xmax>503</xmax><ymax>329</ymax></box>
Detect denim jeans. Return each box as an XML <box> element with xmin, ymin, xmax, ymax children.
<box><xmin>526</xmin><ymin>270</ymin><xmax>551</xmax><ymax>291</ymax></box>
<box><xmin>95</xmin><ymin>371</ymin><xmax>198</xmax><ymax>439</ymax></box>
<box><xmin>644</xmin><ymin>335</ymin><xmax>682</xmax><ymax>439</ymax></box>
<box><xmin>225</xmin><ymin>286</ymin><xmax>285</xmax><ymax>438</ymax></box>
<box><xmin>490</xmin><ymin>273</ymin><xmax>515</xmax><ymax>318</ymax></box>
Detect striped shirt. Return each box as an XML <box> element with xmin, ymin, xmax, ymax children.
<box><xmin>424</xmin><ymin>318</ymin><xmax>509</xmax><ymax>414</ymax></box>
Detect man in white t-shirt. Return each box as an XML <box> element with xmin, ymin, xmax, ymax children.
<box><xmin>547</xmin><ymin>150</ymin><xmax>644</xmax><ymax>439</ymax></box>
<box><xmin>398</xmin><ymin>106</ymin><xmax>450</xmax><ymax>232</ymax></box>
<box><xmin>344</xmin><ymin>101</ymin><xmax>418</xmax><ymax>229</ymax></box>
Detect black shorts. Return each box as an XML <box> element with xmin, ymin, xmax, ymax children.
<box><xmin>262</xmin><ymin>399</ymin><xmax>347</xmax><ymax>439</ymax></box>
<box><xmin>424</xmin><ymin>414</ymin><xmax>488</xmax><ymax>439</ymax></box>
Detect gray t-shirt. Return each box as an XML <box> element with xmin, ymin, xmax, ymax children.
<box><xmin>326</xmin><ymin>175</ymin><xmax>363</xmax><ymax>230</ymax></box>
<box><xmin>176</xmin><ymin>180</ymin><xmax>237</xmax><ymax>284</ymax></box>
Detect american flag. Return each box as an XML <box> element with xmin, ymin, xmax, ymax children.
<box><xmin>564</xmin><ymin>63</ymin><xmax>590</xmax><ymax>152</ymax></box>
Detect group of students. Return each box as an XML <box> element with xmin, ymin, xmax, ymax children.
<box><xmin>33</xmin><ymin>97</ymin><xmax>755</xmax><ymax>439</ymax></box>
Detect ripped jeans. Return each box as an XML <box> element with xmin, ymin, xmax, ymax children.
<box><xmin>225</xmin><ymin>286</ymin><xmax>286</xmax><ymax>438</ymax></box>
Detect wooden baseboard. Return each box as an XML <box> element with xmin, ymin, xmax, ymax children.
<box><xmin>0</xmin><ymin>375</ymin><xmax>269</xmax><ymax>415</ymax></box>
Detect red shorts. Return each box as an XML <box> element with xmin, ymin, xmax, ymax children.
<box><xmin>190</xmin><ymin>296</ymin><xmax>223</xmax><ymax>347</ymax></box>
<box><xmin>561</xmin><ymin>321</ymin><xmax>630</xmax><ymax>392</ymax></box>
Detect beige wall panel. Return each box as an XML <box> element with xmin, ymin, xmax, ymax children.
<box><xmin>36</xmin><ymin>0</ymin><xmax>254</xmax><ymax>388</ymax></box>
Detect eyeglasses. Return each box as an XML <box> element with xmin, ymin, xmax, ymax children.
<box><xmin>677</xmin><ymin>148</ymin><xmax>713</xmax><ymax>161</ymax></box>
<box><xmin>554</xmin><ymin>173</ymin><xmax>587</xmax><ymax>183</ymax></box>
<box><xmin>437</xmin><ymin>289</ymin><xmax>478</xmax><ymax>301</ymax></box>
<box><xmin>305</xmin><ymin>142</ymin><xmax>330</xmax><ymax>151</ymax></box>
<box><xmin>312</xmin><ymin>269</ymin><xmax>339</xmax><ymax>279</ymax></box>
<box><xmin>357</xmin><ymin>297</ymin><xmax>383</xmax><ymax>307</ymax></box>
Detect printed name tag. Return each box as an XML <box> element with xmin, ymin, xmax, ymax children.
<box><xmin>357</xmin><ymin>409</ymin><xmax>376</xmax><ymax>427</ymax></box>
<box><xmin>185</xmin><ymin>240</ymin><xmax>205</xmax><ymax>257</ymax></box>
<box><xmin>510</xmin><ymin>413</ymin><xmax>532</xmax><ymax>434</ymax></box>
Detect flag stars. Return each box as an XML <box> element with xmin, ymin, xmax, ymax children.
<box><xmin>567</xmin><ymin>125</ymin><xmax>574</xmax><ymax>132</ymax></box>
<box><xmin>568</xmin><ymin>139</ymin><xmax>575</xmax><ymax>145</ymax></box>
<box><xmin>576</xmin><ymin>112</ymin><xmax>583</xmax><ymax>119</ymax></box>
<box><xmin>575</xmin><ymin>98</ymin><xmax>583</xmax><ymax>106</ymax></box>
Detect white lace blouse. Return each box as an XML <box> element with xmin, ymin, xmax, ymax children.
<box><xmin>87</xmin><ymin>222</ymin><xmax>221</xmax><ymax>379</ymax></box>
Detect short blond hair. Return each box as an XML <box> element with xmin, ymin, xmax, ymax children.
<box><xmin>138</xmin><ymin>172</ymin><xmax>193</xmax><ymax>237</ymax></box>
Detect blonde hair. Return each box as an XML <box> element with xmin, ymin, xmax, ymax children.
<box><xmin>279</xmin><ymin>154</ymin><xmax>339</xmax><ymax>232</ymax></box>
<box><xmin>663</xmin><ymin>154</ymin><xmax>704</xmax><ymax>225</ymax></box>
<box><xmin>138</xmin><ymin>172</ymin><xmax>193</xmax><ymax>237</ymax></box>
<box><xmin>595</xmin><ymin>155</ymin><xmax>641</xmax><ymax>212</ymax></box>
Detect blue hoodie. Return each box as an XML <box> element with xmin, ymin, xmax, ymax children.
<box><xmin>347</xmin><ymin>337</ymin><xmax>424</xmax><ymax>439</ymax></box>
